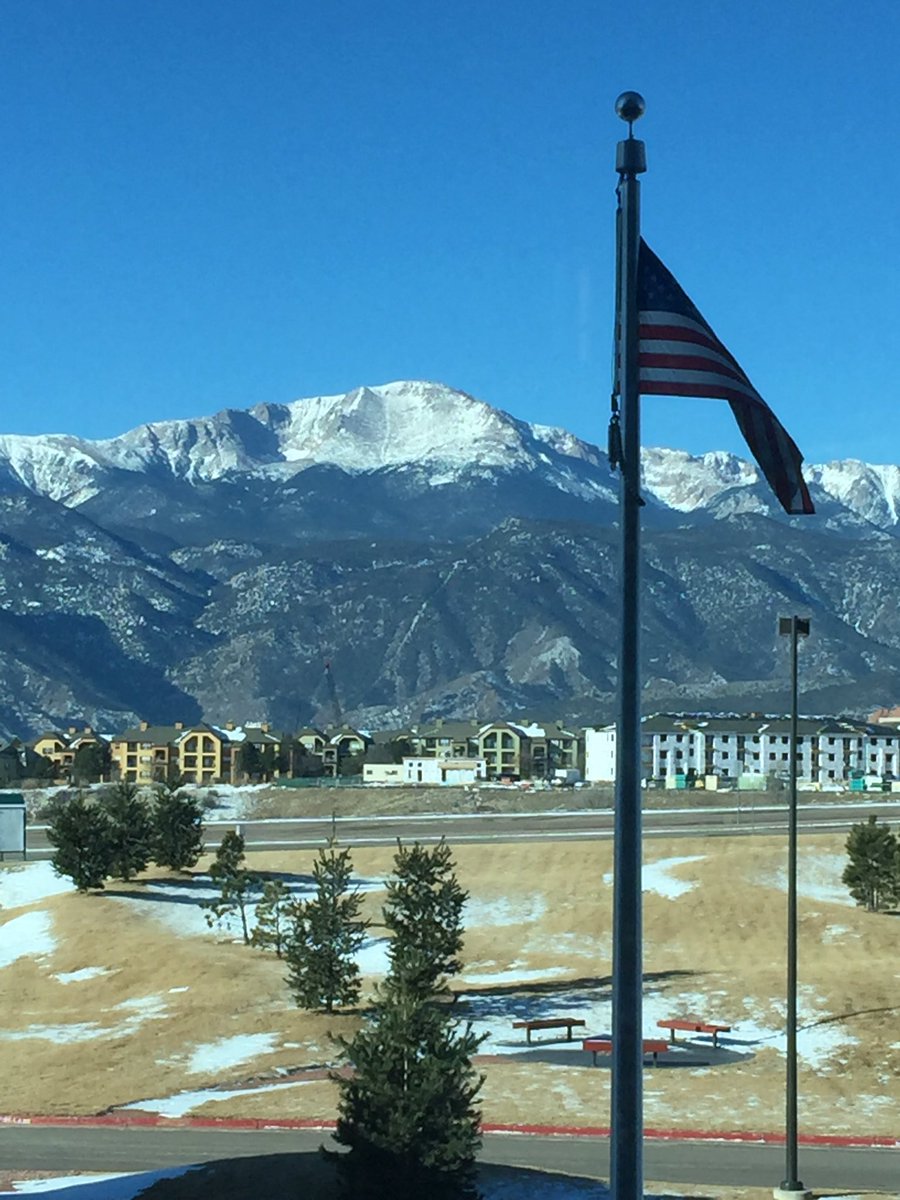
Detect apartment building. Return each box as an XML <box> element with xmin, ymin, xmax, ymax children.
<box><xmin>585</xmin><ymin>713</ymin><xmax>900</xmax><ymax>786</ymax></box>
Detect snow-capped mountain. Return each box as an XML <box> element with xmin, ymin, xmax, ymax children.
<box><xmin>1</xmin><ymin>380</ymin><xmax>898</xmax><ymax>535</ymax></box>
<box><xmin>1</xmin><ymin>380</ymin><xmax>899</xmax><ymax>738</ymax></box>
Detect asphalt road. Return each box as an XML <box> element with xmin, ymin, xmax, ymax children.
<box><xmin>23</xmin><ymin>798</ymin><xmax>900</xmax><ymax>857</ymax></box>
<box><xmin>0</xmin><ymin>1125</ymin><xmax>895</xmax><ymax>1191</ymax></box>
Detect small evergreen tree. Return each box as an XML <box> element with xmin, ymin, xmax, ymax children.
<box><xmin>203</xmin><ymin>830</ymin><xmax>259</xmax><ymax>943</ymax></box>
<box><xmin>332</xmin><ymin>838</ymin><xmax>483</xmax><ymax>1199</ymax></box>
<box><xmin>384</xmin><ymin>839</ymin><xmax>467</xmax><ymax>997</ymax></box>
<box><xmin>71</xmin><ymin>742</ymin><xmax>108</xmax><ymax>785</ymax></box>
<box><xmin>47</xmin><ymin>792</ymin><xmax>113</xmax><ymax>892</ymax></box>
<box><xmin>332</xmin><ymin>981</ymin><xmax>485</xmax><ymax>1200</ymax></box>
<box><xmin>152</xmin><ymin>783</ymin><xmax>204</xmax><ymax>871</ymax></box>
<box><xmin>239</xmin><ymin>741</ymin><xmax>264</xmax><ymax>781</ymax></box>
<box><xmin>101</xmin><ymin>782</ymin><xmax>153</xmax><ymax>882</ymax></box>
<box><xmin>285</xmin><ymin>847</ymin><xmax>368</xmax><ymax>1011</ymax></box>
<box><xmin>251</xmin><ymin>878</ymin><xmax>293</xmax><ymax>957</ymax></box>
<box><xmin>843</xmin><ymin>815</ymin><xmax>898</xmax><ymax>911</ymax></box>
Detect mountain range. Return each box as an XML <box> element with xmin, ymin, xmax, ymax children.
<box><xmin>1</xmin><ymin>379</ymin><xmax>898</xmax><ymax>738</ymax></box>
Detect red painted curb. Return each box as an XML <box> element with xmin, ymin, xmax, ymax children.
<box><xmin>2</xmin><ymin>1113</ymin><xmax>897</xmax><ymax>1148</ymax></box>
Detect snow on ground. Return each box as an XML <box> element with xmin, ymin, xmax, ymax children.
<box><xmin>466</xmin><ymin>896</ymin><xmax>549</xmax><ymax>926</ymax></box>
<box><xmin>602</xmin><ymin>856</ymin><xmax>705</xmax><ymax>900</ymax></box>
<box><xmin>112</xmin><ymin>870</ymin><xmax>386</xmax><ymax>943</ymax></box>
<box><xmin>122</xmin><ymin>1077</ymin><xmax>312</xmax><ymax>1117</ymax></box>
<box><xmin>54</xmin><ymin>967</ymin><xmax>110</xmax><ymax>984</ymax></box>
<box><xmin>762</xmin><ymin>852</ymin><xmax>855</xmax><ymax>907</ymax></box>
<box><xmin>356</xmin><ymin>936</ymin><xmax>391</xmax><ymax>976</ymax></box>
<box><xmin>161</xmin><ymin>1032</ymin><xmax>279</xmax><ymax>1075</ymax></box>
<box><xmin>0</xmin><ymin>995</ymin><xmax>168</xmax><ymax>1045</ymax></box>
<box><xmin>459</xmin><ymin>963</ymin><xmax>572</xmax><ymax>986</ymax></box>
<box><xmin>193</xmin><ymin>783</ymin><xmax>272</xmax><ymax>821</ymax></box>
<box><xmin>0</xmin><ymin>1166</ymin><xmax>196</xmax><ymax>1196</ymax></box>
<box><xmin>0</xmin><ymin>911</ymin><xmax>56</xmax><ymax>968</ymax></box>
<box><xmin>0</xmin><ymin>861</ymin><xmax>73</xmax><ymax>909</ymax></box>
<box><xmin>460</xmin><ymin>979</ymin><xmax>856</xmax><ymax>1070</ymax></box>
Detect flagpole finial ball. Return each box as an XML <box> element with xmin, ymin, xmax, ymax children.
<box><xmin>615</xmin><ymin>92</ymin><xmax>646</xmax><ymax>124</ymax></box>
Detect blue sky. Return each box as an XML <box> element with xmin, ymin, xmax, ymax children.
<box><xmin>1</xmin><ymin>0</ymin><xmax>897</xmax><ymax>464</ymax></box>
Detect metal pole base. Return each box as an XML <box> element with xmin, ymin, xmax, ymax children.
<box><xmin>773</xmin><ymin>1184</ymin><xmax>810</xmax><ymax>1200</ymax></box>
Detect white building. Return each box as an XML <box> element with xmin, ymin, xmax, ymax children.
<box><xmin>584</xmin><ymin>714</ymin><xmax>900</xmax><ymax>787</ymax></box>
<box><xmin>402</xmin><ymin>757</ymin><xmax>485</xmax><ymax>785</ymax></box>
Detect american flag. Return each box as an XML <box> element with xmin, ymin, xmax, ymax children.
<box><xmin>637</xmin><ymin>239</ymin><xmax>814</xmax><ymax>515</ymax></box>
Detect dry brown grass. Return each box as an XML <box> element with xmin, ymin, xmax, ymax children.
<box><xmin>0</xmin><ymin>834</ymin><xmax>897</xmax><ymax>1141</ymax></box>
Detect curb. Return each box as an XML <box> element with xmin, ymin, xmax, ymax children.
<box><xmin>1</xmin><ymin>1114</ymin><xmax>897</xmax><ymax>1149</ymax></box>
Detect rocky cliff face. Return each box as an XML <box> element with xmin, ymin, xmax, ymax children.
<box><xmin>0</xmin><ymin>381</ymin><xmax>897</xmax><ymax>737</ymax></box>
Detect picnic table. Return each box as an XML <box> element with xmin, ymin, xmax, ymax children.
<box><xmin>582</xmin><ymin>1037</ymin><xmax>670</xmax><ymax>1066</ymax></box>
<box><xmin>512</xmin><ymin>1017</ymin><xmax>586</xmax><ymax>1044</ymax></box>
<box><xmin>657</xmin><ymin>1017</ymin><xmax>732</xmax><ymax>1049</ymax></box>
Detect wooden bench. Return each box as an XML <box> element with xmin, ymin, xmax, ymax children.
<box><xmin>582</xmin><ymin>1037</ymin><xmax>670</xmax><ymax>1066</ymax></box>
<box><xmin>657</xmin><ymin>1017</ymin><xmax>732</xmax><ymax>1049</ymax></box>
<box><xmin>512</xmin><ymin>1017</ymin><xmax>586</xmax><ymax>1044</ymax></box>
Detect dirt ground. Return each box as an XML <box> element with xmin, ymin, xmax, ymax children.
<box><xmin>0</xmin><ymin>833</ymin><xmax>897</xmax><ymax>1145</ymax></box>
<box><xmin>238</xmin><ymin>781</ymin><xmax>836</xmax><ymax>820</ymax></box>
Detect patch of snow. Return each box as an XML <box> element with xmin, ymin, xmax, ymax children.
<box><xmin>821</xmin><ymin>924</ymin><xmax>858</xmax><ymax>943</ymax></box>
<box><xmin>54</xmin><ymin>966</ymin><xmax>109</xmax><ymax>984</ymax></box>
<box><xmin>731</xmin><ymin>989</ymin><xmax>859</xmax><ymax>1069</ymax></box>
<box><xmin>0</xmin><ymin>861</ymin><xmax>73</xmax><ymax>909</ymax></box>
<box><xmin>526</xmin><ymin>932</ymin><xmax>609</xmax><ymax>961</ymax></box>
<box><xmin>356</xmin><ymin>936</ymin><xmax>391</xmax><ymax>976</ymax></box>
<box><xmin>168</xmin><ymin>985</ymin><xmax>190</xmax><ymax>993</ymax></box>
<box><xmin>466</xmin><ymin>896</ymin><xmax>549</xmax><ymax>927</ymax></box>
<box><xmin>0</xmin><ymin>1166</ymin><xmax>196</xmax><ymax>1196</ymax></box>
<box><xmin>641</xmin><ymin>855</ymin><xmax>705</xmax><ymax>899</ymax></box>
<box><xmin>762</xmin><ymin>852</ymin><xmax>855</xmax><ymax>907</ymax></box>
<box><xmin>459</xmin><ymin>963</ymin><xmax>572</xmax><ymax>986</ymax></box>
<box><xmin>463</xmin><ymin>983</ymin><xmax>728</xmax><ymax>1056</ymax></box>
<box><xmin>0</xmin><ymin>1022</ymin><xmax>105</xmax><ymax>1044</ymax></box>
<box><xmin>0</xmin><ymin>910</ymin><xmax>56</xmax><ymax>967</ymax></box>
<box><xmin>174</xmin><ymin>1032</ymin><xmax>280</xmax><ymax>1075</ymax></box>
<box><xmin>121</xmin><ymin>1078</ymin><xmax>312</xmax><ymax>1118</ymax></box>
<box><xmin>602</xmin><ymin>856</ymin><xmax>705</xmax><ymax>900</ymax></box>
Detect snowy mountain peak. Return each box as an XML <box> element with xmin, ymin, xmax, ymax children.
<box><xmin>0</xmin><ymin>381</ymin><xmax>899</xmax><ymax>532</ymax></box>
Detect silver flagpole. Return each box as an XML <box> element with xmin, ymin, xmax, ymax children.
<box><xmin>610</xmin><ymin>90</ymin><xmax>647</xmax><ymax>1200</ymax></box>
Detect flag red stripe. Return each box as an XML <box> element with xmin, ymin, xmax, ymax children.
<box><xmin>639</xmin><ymin>352</ymin><xmax>747</xmax><ymax>383</ymax></box>
<box><xmin>638</xmin><ymin>323</ymin><xmax>743</xmax><ymax>371</ymax></box>
<box><xmin>639</xmin><ymin>379</ymin><xmax>763</xmax><ymax>406</ymax></box>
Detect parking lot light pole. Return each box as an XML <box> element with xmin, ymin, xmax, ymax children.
<box><xmin>774</xmin><ymin>615</ymin><xmax>810</xmax><ymax>1200</ymax></box>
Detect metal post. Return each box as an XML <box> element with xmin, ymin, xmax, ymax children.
<box><xmin>611</xmin><ymin>90</ymin><xmax>647</xmax><ymax>1200</ymax></box>
<box><xmin>776</xmin><ymin>615</ymin><xmax>810</xmax><ymax>1200</ymax></box>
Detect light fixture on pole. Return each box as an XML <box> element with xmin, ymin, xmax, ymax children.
<box><xmin>774</xmin><ymin>615</ymin><xmax>810</xmax><ymax>1200</ymax></box>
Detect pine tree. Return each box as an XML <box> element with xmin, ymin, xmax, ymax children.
<box><xmin>239</xmin><ymin>741</ymin><xmax>264</xmax><ymax>782</ymax></box>
<box><xmin>203</xmin><ymin>830</ymin><xmax>259</xmax><ymax>943</ymax></box>
<box><xmin>251</xmin><ymin>878</ymin><xmax>293</xmax><ymax>957</ymax></box>
<box><xmin>331</xmin><ymin>838</ymin><xmax>484</xmax><ymax>1199</ymax></box>
<box><xmin>100</xmin><ymin>782</ymin><xmax>153</xmax><ymax>882</ymax></box>
<box><xmin>47</xmin><ymin>791</ymin><xmax>113</xmax><ymax>892</ymax></box>
<box><xmin>384</xmin><ymin>839</ymin><xmax>467</xmax><ymax>997</ymax></box>
<box><xmin>332</xmin><ymin>981</ymin><xmax>485</xmax><ymax>1200</ymax></box>
<box><xmin>152</xmin><ymin>783</ymin><xmax>204</xmax><ymax>871</ymax></box>
<box><xmin>71</xmin><ymin>742</ymin><xmax>108</xmax><ymax>785</ymax></box>
<box><xmin>843</xmin><ymin>815</ymin><xmax>898</xmax><ymax>911</ymax></box>
<box><xmin>284</xmin><ymin>847</ymin><xmax>368</xmax><ymax>1011</ymax></box>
